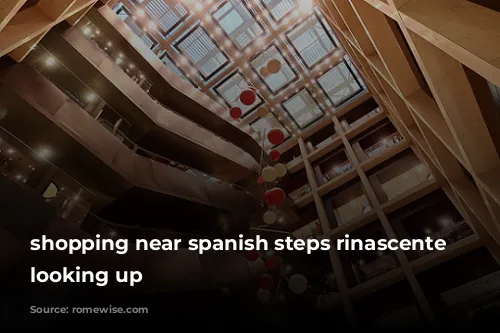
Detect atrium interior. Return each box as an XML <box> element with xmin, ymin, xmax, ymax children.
<box><xmin>1</xmin><ymin>0</ymin><xmax>500</xmax><ymax>330</ymax></box>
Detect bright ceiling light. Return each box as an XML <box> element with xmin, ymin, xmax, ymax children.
<box><xmin>83</xmin><ymin>27</ymin><xmax>92</xmax><ymax>36</ymax></box>
<box><xmin>85</xmin><ymin>93</ymin><xmax>97</xmax><ymax>103</ymax></box>
<box><xmin>136</xmin><ymin>9</ymin><xmax>145</xmax><ymax>17</ymax></box>
<box><xmin>194</xmin><ymin>2</ymin><xmax>203</xmax><ymax>11</ymax></box>
<box><xmin>45</xmin><ymin>56</ymin><xmax>56</xmax><ymax>67</ymax></box>
<box><xmin>36</xmin><ymin>147</ymin><xmax>52</xmax><ymax>159</ymax></box>
<box><xmin>148</xmin><ymin>21</ymin><xmax>156</xmax><ymax>30</ymax></box>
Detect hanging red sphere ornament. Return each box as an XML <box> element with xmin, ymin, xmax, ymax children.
<box><xmin>240</xmin><ymin>89</ymin><xmax>257</xmax><ymax>106</ymax></box>
<box><xmin>269</xmin><ymin>150</ymin><xmax>281</xmax><ymax>161</ymax></box>
<box><xmin>265</xmin><ymin>187</ymin><xmax>286</xmax><ymax>206</ymax></box>
<box><xmin>229</xmin><ymin>107</ymin><xmax>242</xmax><ymax>120</ymax></box>
<box><xmin>259</xmin><ymin>273</ymin><xmax>274</xmax><ymax>289</ymax></box>
<box><xmin>265</xmin><ymin>256</ymin><xmax>278</xmax><ymax>271</ymax></box>
<box><xmin>268</xmin><ymin>129</ymin><xmax>285</xmax><ymax>145</ymax></box>
<box><xmin>244</xmin><ymin>250</ymin><xmax>260</xmax><ymax>261</ymax></box>
<box><xmin>257</xmin><ymin>175</ymin><xmax>265</xmax><ymax>184</ymax></box>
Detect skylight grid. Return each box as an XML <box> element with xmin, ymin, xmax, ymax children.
<box><xmin>113</xmin><ymin>0</ymin><xmax>367</xmax><ymax>138</ymax></box>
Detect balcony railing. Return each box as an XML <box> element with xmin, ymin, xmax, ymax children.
<box><xmin>0</xmin><ymin>126</ymin><xmax>94</xmax><ymax>225</ymax></box>
<box><xmin>28</xmin><ymin>44</ymin><xmax>241</xmax><ymax>189</ymax></box>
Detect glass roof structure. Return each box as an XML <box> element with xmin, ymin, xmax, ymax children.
<box><xmin>112</xmin><ymin>0</ymin><xmax>366</xmax><ymax>148</ymax></box>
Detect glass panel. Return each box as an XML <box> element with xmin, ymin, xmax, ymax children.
<box><xmin>251</xmin><ymin>44</ymin><xmax>298</xmax><ymax>94</ymax></box>
<box><xmin>282</xmin><ymin>89</ymin><xmax>324</xmax><ymax>128</ymax></box>
<box><xmin>316</xmin><ymin>60</ymin><xmax>364</xmax><ymax>107</ymax></box>
<box><xmin>144</xmin><ymin>0</ymin><xmax>189</xmax><ymax>37</ymax></box>
<box><xmin>174</xmin><ymin>24</ymin><xmax>231</xmax><ymax>80</ymax></box>
<box><xmin>250</xmin><ymin>112</ymin><xmax>290</xmax><ymax>146</ymax></box>
<box><xmin>262</xmin><ymin>0</ymin><xmax>298</xmax><ymax>22</ymax></box>
<box><xmin>286</xmin><ymin>12</ymin><xmax>338</xmax><ymax>68</ymax></box>
<box><xmin>212</xmin><ymin>0</ymin><xmax>266</xmax><ymax>49</ymax></box>
<box><xmin>212</xmin><ymin>71</ymin><xmax>264</xmax><ymax>117</ymax></box>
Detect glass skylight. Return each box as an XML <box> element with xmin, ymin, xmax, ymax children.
<box><xmin>213</xmin><ymin>71</ymin><xmax>264</xmax><ymax>117</ymax></box>
<box><xmin>250</xmin><ymin>112</ymin><xmax>291</xmax><ymax>146</ymax></box>
<box><xmin>250</xmin><ymin>44</ymin><xmax>298</xmax><ymax>94</ymax></box>
<box><xmin>113</xmin><ymin>0</ymin><xmax>366</xmax><ymax>146</ymax></box>
<box><xmin>212</xmin><ymin>0</ymin><xmax>266</xmax><ymax>49</ymax></box>
<box><xmin>316</xmin><ymin>60</ymin><xmax>363</xmax><ymax>107</ymax></box>
<box><xmin>282</xmin><ymin>89</ymin><xmax>324</xmax><ymax>128</ymax></box>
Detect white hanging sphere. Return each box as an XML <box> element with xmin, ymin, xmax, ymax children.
<box><xmin>262</xmin><ymin>166</ymin><xmax>277</xmax><ymax>182</ymax></box>
<box><xmin>263</xmin><ymin>211</ymin><xmax>277</xmax><ymax>225</ymax></box>
<box><xmin>257</xmin><ymin>288</ymin><xmax>272</xmax><ymax>303</ymax></box>
<box><xmin>275</xmin><ymin>163</ymin><xmax>287</xmax><ymax>178</ymax></box>
<box><xmin>288</xmin><ymin>274</ymin><xmax>308</xmax><ymax>294</ymax></box>
<box><xmin>248</xmin><ymin>257</ymin><xmax>266</xmax><ymax>276</ymax></box>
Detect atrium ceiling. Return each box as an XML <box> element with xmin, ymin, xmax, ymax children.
<box><xmin>109</xmin><ymin>0</ymin><xmax>366</xmax><ymax>150</ymax></box>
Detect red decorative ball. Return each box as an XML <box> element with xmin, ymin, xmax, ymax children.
<box><xmin>259</xmin><ymin>273</ymin><xmax>274</xmax><ymax>289</ymax></box>
<box><xmin>229</xmin><ymin>107</ymin><xmax>242</xmax><ymax>119</ymax></box>
<box><xmin>244</xmin><ymin>250</ymin><xmax>259</xmax><ymax>261</ymax></box>
<box><xmin>265</xmin><ymin>187</ymin><xmax>286</xmax><ymax>206</ymax></box>
<box><xmin>265</xmin><ymin>256</ymin><xmax>278</xmax><ymax>271</ymax></box>
<box><xmin>257</xmin><ymin>176</ymin><xmax>264</xmax><ymax>184</ymax></box>
<box><xmin>269</xmin><ymin>150</ymin><xmax>281</xmax><ymax>161</ymax></box>
<box><xmin>240</xmin><ymin>89</ymin><xmax>257</xmax><ymax>106</ymax></box>
<box><xmin>268</xmin><ymin>129</ymin><xmax>285</xmax><ymax>145</ymax></box>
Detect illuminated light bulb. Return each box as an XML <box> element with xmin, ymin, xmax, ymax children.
<box><xmin>36</xmin><ymin>147</ymin><xmax>52</xmax><ymax>159</ymax></box>
<box><xmin>204</xmin><ymin>14</ymin><xmax>212</xmax><ymax>22</ymax></box>
<box><xmin>95</xmin><ymin>30</ymin><xmax>100</xmax><ymax>35</ymax></box>
<box><xmin>292</xmin><ymin>9</ymin><xmax>300</xmax><ymax>18</ymax></box>
<box><xmin>137</xmin><ymin>9</ymin><xmax>145</xmax><ymax>17</ymax></box>
<box><xmin>107</xmin><ymin>41</ymin><xmax>113</xmax><ymax>47</ymax></box>
<box><xmin>85</xmin><ymin>93</ymin><xmax>97</xmax><ymax>103</ymax></box>
<box><xmin>194</xmin><ymin>2</ymin><xmax>203</xmax><ymax>11</ymax></box>
<box><xmin>179</xmin><ymin>56</ymin><xmax>188</xmax><ymax>65</ymax></box>
<box><xmin>214</xmin><ymin>27</ymin><xmax>222</xmax><ymax>35</ymax></box>
<box><xmin>224</xmin><ymin>40</ymin><xmax>232</xmax><ymax>48</ymax></box>
<box><xmin>234</xmin><ymin>51</ymin><xmax>241</xmax><ymax>58</ymax></box>
<box><xmin>83</xmin><ymin>27</ymin><xmax>92</xmax><ymax>36</ymax></box>
<box><xmin>129</xmin><ymin>63</ymin><xmax>135</xmax><ymax>69</ymax></box>
<box><xmin>45</xmin><ymin>56</ymin><xmax>56</xmax><ymax>67</ymax></box>
<box><xmin>148</xmin><ymin>21</ymin><xmax>156</xmax><ymax>30</ymax></box>
<box><xmin>115</xmin><ymin>58</ymin><xmax>123</xmax><ymax>65</ymax></box>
